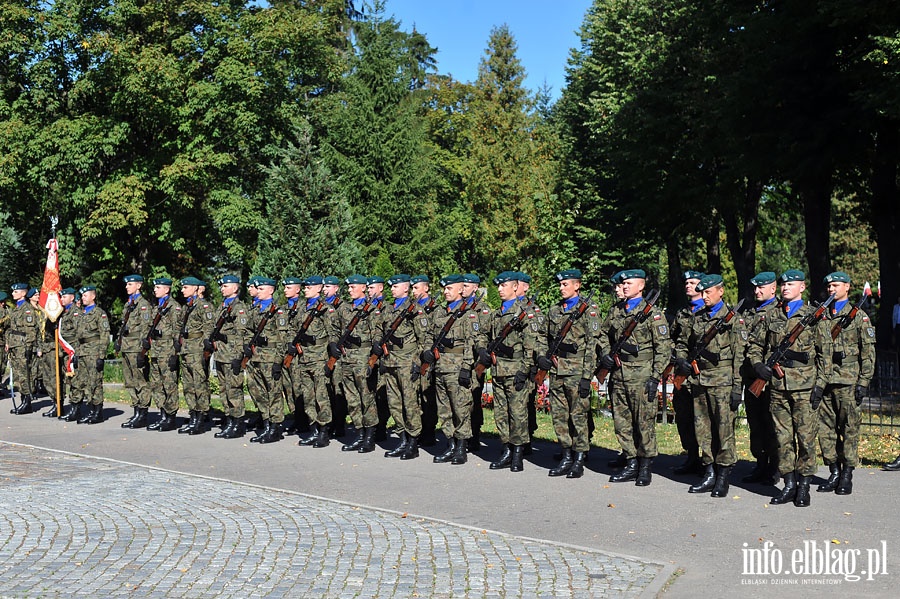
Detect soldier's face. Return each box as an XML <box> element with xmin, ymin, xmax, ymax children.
<box><xmin>517</xmin><ymin>282</ymin><xmax>530</xmax><ymax>297</ymax></box>
<box><xmin>827</xmin><ymin>281</ymin><xmax>850</xmax><ymax>302</ymax></box>
<box><xmin>498</xmin><ymin>280</ymin><xmax>518</xmax><ymax>301</ymax></box>
<box><xmin>154</xmin><ymin>285</ymin><xmax>170</xmax><ymax>299</ymax></box>
<box><xmin>443</xmin><ymin>283</ymin><xmax>463</xmax><ymax>302</ymax></box>
<box><xmin>347</xmin><ymin>284</ymin><xmax>366</xmax><ymax>300</ymax></box>
<box><xmin>220</xmin><ymin>283</ymin><xmax>239</xmax><ymax>298</ymax></box>
<box><xmin>685</xmin><ymin>278</ymin><xmax>701</xmax><ymax>299</ymax></box>
<box><xmin>284</xmin><ymin>284</ymin><xmax>301</xmax><ymax>299</ymax></box>
<box><xmin>81</xmin><ymin>290</ymin><xmax>96</xmax><ymax>306</ymax></box>
<box><xmin>11</xmin><ymin>289</ymin><xmax>25</xmax><ymax>301</ymax></box>
<box><xmin>701</xmin><ymin>285</ymin><xmax>724</xmax><ymax>307</ymax></box>
<box><xmin>247</xmin><ymin>285</ymin><xmax>258</xmax><ymax>297</ymax></box>
<box><xmin>780</xmin><ymin>280</ymin><xmax>805</xmax><ymax>301</ymax></box>
<box><xmin>256</xmin><ymin>285</ymin><xmax>274</xmax><ymax>301</ymax></box>
<box><xmin>621</xmin><ymin>278</ymin><xmax>645</xmax><ymax>300</ymax></box>
<box><xmin>462</xmin><ymin>282</ymin><xmax>478</xmax><ymax>297</ymax></box>
<box><xmin>61</xmin><ymin>294</ymin><xmax>75</xmax><ymax>307</ymax></box>
<box><xmin>391</xmin><ymin>282</ymin><xmax>410</xmax><ymax>298</ymax></box>
<box><xmin>323</xmin><ymin>284</ymin><xmax>340</xmax><ymax>298</ymax></box>
<box><xmin>559</xmin><ymin>279</ymin><xmax>580</xmax><ymax>300</ymax></box>
<box><xmin>754</xmin><ymin>282</ymin><xmax>776</xmax><ymax>302</ymax></box>
<box><xmin>125</xmin><ymin>281</ymin><xmax>142</xmax><ymax>295</ymax></box>
<box><xmin>181</xmin><ymin>285</ymin><xmax>199</xmax><ymax>298</ymax></box>
<box><xmin>614</xmin><ymin>283</ymin><xmax>625</xmax><ymax>299</ymax></box>
<box><xmin>367</xmin><ymin>284</ymin><xmax>383</xmax><ymax>298</ymax></box>
<box><xmin>29</xmin><ymin>295</ymin><xmax>39</xmax><ymax>307</ymax></box>
<box><xmin>304</xmin><ymin>284</ymin><xmax>323</xmax><ymax>299</ymax></box>
<box><xmin>412</xmin><ymin>282</ymin><xmax>429</xmax><ymax>299</ymax></box>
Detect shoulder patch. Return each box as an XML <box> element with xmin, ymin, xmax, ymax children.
<box><xmin>589</xmin><ymin>311</ymin><xmax>597</xmax><ymax>317</ymax></box>
<box><xmin>140</xmin><ymin>306</ymin><xmax>147</xmax><ymax>310</ymax></box>
<box><xmin>527</xmin><ymin>313</ymin><xmax>534</xmax><ymax>319</ymax></box>
<box><xmin>867</xmin><ymin>327</ymin><xmax>875</xmax><ymax>338</ymax></box>
<box><xmin>657</xmin><ymin>324</ymin><xmax>668</xmax><ymax>336</ymax></box>
<box><xmin>238</xmin><ymin>310</ymin><xmax>245</xmax><ymax>314</ymax></box>
<box><xmin>482</xmin><ymin>308</ymin><xmax>490</xmax><ymax>314</ymax></box>
<box><xmin>469</xmin><ymin>313</ymin><xmax>477</xmax><ymax>319</ymax></box>
<box><xmin>862</xmin><ymin>315</ymin><xmax>869</xmax><ymax>322</ymax></box>
<box><xmin>101</xmin><ymin>314</ymin><xmax>107</xmax><ymax>319</ymax></box>
<box><xmin>653</xmin><ymin>313</ymin><xmax>661</xmax><ymax>321</ymax></box>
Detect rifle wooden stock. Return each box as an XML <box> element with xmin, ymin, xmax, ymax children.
<box><xmin>324</xmin><ymin>298</ymin><xmax>380</xmax><ymax>373</ymax></box>
<box><xmin>593</xmin><ymin>289</ymin><xmax>660</xmax><ymax>382</ymax></box>
<box><xmin>284</xmin><ymin>299</ymin><xmax>329</xmax><ymax>368</ymax></box>
<box><xmin>420</xmin><ymin>293</ymin><xmax>481</xmax><ymax>377</ymax></box>
<box><xmin>241</xmin><ymin>301</ymin><xmax>279</xmax><ymax>370</ymax></box>
<box><xmin>535</xmin><ymin>291</ymin><xmax>596</xmax><ymax>387</ymax></box>
<box><xmin>830</xmin><ymin>294</ymin><xmax>867</xmax><ymax>340</ymax></box>
<box><xmin>368</xmin><ymin>297</ymin><xmax>419</xmax><ymax>371</ymax></box>
<box><xmin>139</xmin><ymin>297</ymin><xmax>170</xmax><ymax>361</ymax></box>
<box><xmin>472</xmin><ymin>299</ymin><xmax>533</xmax><ymax>378</ymax></box>
<box><xmin>204</xmin><ymin>301</ymin><xmax>234</xmax><ymax>361</ymax></box>
<box><xmin>114</xmin><ymin>299</ymin><xmax>137</xmax><ymax>353</ymax></box>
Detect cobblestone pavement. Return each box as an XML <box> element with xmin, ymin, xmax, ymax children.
<box><xmin>0</xmin><ymin>443</ymin><xmax>666</xmax><ymax>598</ymax></box>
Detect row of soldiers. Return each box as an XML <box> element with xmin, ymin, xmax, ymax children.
<box><xmin>1</xmin><ymin>267</ymin><xmax>878</xmax><ymax>505</ymax></box>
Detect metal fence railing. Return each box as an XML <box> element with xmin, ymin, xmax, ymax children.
<box><xmin>863</xmin><ymin>350</ymin><xmax>900</xmax><ymax>435</ymax></box>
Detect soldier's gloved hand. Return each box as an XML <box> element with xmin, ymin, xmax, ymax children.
<box><xmin>371</xmin><ymin>343</ymin><xmax>385</xmax><ymax>357</ymax></box>
<box><xmin>578</xmin><ymin>378</ymin><xmax>592</xmax><ymax>398</ymax></box>
<box><xmin>140</xmin><ymin>338</ymin><xmax>151</xmax><ymax>351</ymax></box>
<box><xmin>271</xmin><ymin>362</ymin><xmax>283</xmax><ymax>381</ymax></box>
<box><xmin>203</xmin><ymin>339</ymin><xmax>214</xmax><ymax>354</ymax></box>
<box><xmin>242</xmin><ymin>344</ymin><xmax>253</xmax><ymax>359</ymax></box>
<box><xmin>420</xmin><ymin>350</ymin><xmax>436</xmax><ymax>365</ymax></box>
<box><xmin>72</xmin><ymin>355</ymin><xmax>80</xmax><ymax>369</ymax></box>
<box><xmin>729</xmin><ymin>388</ymin><xmax>743</xmax><ymax>411</ymax></box>
<box><xmin>167</xmin><ymin>355</ymin><xmax>179</xmax><ymax>372</ymax></box>
<box><xmin>810</xmin><ymin>385</ymin><xmax>824</xmax><ymax>411</ymax></box>
<box><xmin>135</xmin><ymin>354</ymin><xmax>145</xmax><ymax>369</ymax></box>
<box><xmin>257</xmin><ymin>335</ymin><xmax>268</xmax><ymax>347</ymax></box>
<box><xmin>151</xmin><ymin>328</ymin><xmax>163</xmax><ymax>339</ymax></box>
<box><xmin>599</xmin><ymin>353</ymin><xmax>616</xmax><ymax>370</ymax></box>
<box><xmin>410</xmin><ymin>364</ymin><xmax>421</xmax><ymax>382</ymax></box>
<box><xmin>286</xmin><ymin>345</ymin><xmax>299</xmax><ymax>357</ymax></box>
<box><xmin>121</xmin><ymin>325</ymin><xmax>129</xmax><ymax>336</ymax></box>
<box><xmin>674</xmin><ymin>357</ymin><xmax>693</xmax><ymax>377</ymax></box>
<box><xmin>536</xmin><ymin>355</ymin><xmax>554</xmax><ymax>372</ymax></box>
<box><xmin>214</xmin><ymin>331</ymin><xmax>228</xmax><ymax>343</ymax></box>
<box><xmin>95</xmin><ymin>358</ymin><xmax>105</xmax><ymax>373</ymax></box>
<box><xmin>753</xmin><ymin>362</ymin><xmax>773</xmax><ymax>382</ymax></box>
<box><xmin>173</xmin><ymin>340</ymin><xmax>182</xmax><ymax>353</ymax></box>
<box><xmin>230</xmin><ymin>358</ymin><xmax>242</xmax><ymax>375</ymax></box>
<box><xmin>458</xmin><ymin>368</ymin><xmax>472</xmax><ymax>389</ymax></box>
<box><xmin>477</xmin><ymin>348</ymin><xmax>492</xmax><ymax>367</ymax></box>
<box><xmin>855</xmin><ymin>385</ymin><xmax>867</xmax><ymax>407</ymax></box>
<box><xmin>515</xmin><ymin>371</ymin><xmax>530</xmax><ymax>392</ymax></box>
<box><xmin>327</xmin><ymin>342</ymin><xmax>342</xmax><ymax>359</ymax></box>
<box><xmin>644</xmin><ymin>377</ymin><xmax>659</xmax><ymax>402</ymax></box>
<box><xmin>379</xmin><ymin>362</ymin><xmax>387</xmax><ymax>375</ymax></box>
<box><xmin>114</xmin><ymin>341</ymin><xmax>122</xmax><ymax>353</ymax></box>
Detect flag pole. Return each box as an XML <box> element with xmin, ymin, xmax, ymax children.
<box><xmin>55</xmin><ymin>329</ymin><xmax>62</xmax><ymax>416</ymax></box>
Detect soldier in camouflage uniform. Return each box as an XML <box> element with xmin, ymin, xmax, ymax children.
<box><xmin>748</xmin><ymin>269</ymin><xmax>828</xmax><ymax>508</ymax></box>
<box><xmin>244</xmin><ymin>277</ymin><xmax>285</xmax><ymax>444</ymax></box>
<box><xmin>6</xmin><ymin>283</ymin><xmax>38</xmax><ymax>414</ymax></box>
<box><xmin>176</xmin><ymin>277</ymin><xmax>216</xmax><ymax>435</ymax></box>
<box><xmin>461</xmin><ymin>274</ymin><xmax>491</xmax><ymax>452</ymax></box>
<box><xmin>411</xmin><ymin>275</ymin><xmax>439</xmax><ymax>446</ymax></box>
<box><xmin>674</xmin><ymin>274</ymin><xmax>744</xmax><ymax>497</ymax></box>
<box><xmin>598</xmin><ymin>269</ymin><xmax>671</xmax><ymax>487</ymax></box>
<box><xmin>366</xmin><ymin>277</ymin><xmax>390</xmax><ymax>440</ymax></box>
<box><xmin>144</xmin><ymin>278</ymin><xmax>183</xmax><ymax>431</ymax></box>
<box><xmin>816</xmin><ymin>272</ymin><xmax>875</xmax><ymax>495</ymax></box>
<box><xmin>515</xmin><ymin>272</ymin><xmax>546</xmax><ymax>448</ymax></box>
<box><xmin>330</xmin><ymin>274</ymin><xmax>380</xmax><ymax>453</ymax></box>
<box><xmin>0</xmin><ymin>292</ymin><xmax>8</xmax><ymax>395</ymax></box>
<box><xmin>322</xmin><ymin>275</ymin><xmax>347</xmax><ymax>438</ymax></box>
<box><xmin>212</xmin><ymin>275</ymin><xmax>251</xmax><ymax>439</ymax></box>
<box><xmin>537</xmin><ymin>269</ymin><xmax>598</xmax><ymax>478</ymax></box>
<box><xmin>69</xmin><ymin>286</ymin><xmax>110</xmax><ymax>424</ymax></box>
<box><xmin>117</xmin><ymin>275</ymin><xmax>154</xmax><ymax>429</ymax></box>
<box><xmin>41</xmin><ymin>288</ymin><xmax>76</xmax><ymax>417</ymax></box>
<box><xmin>295</xmin><ymin>276</ymin><xmax>333</xmax><ymax>448</ymax></box>
<box><xmin>276</xmin><ymin>277</ymin><xmax>305</xmax><ymax>435</ymax></box>
<box><xmin>740</xmin><ymin>272</ymin><xmax>781</xmax><ymax>484</ymax></box>
<box><xmin>424</xmin><ymin>274</ymin><xmax>483</xmax><ymax>465</ymax></box>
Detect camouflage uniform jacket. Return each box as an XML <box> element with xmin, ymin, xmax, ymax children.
<box><xmin>148</xmin><ymin>298</ymin><xmax>182</xmax><ymax>360</ymax></box>
<box><xmin>599</xmin><ymin>298</ymin><xmax>672</xmax><ymax>383</ymax></box>
<box><xmin>428</xmin><ymin>301</ymin><xmax>482</xmax><ymax>374</ymax></box>
<box><xmin>5</xmin><ymin>301</ymin><xmax>39</xmax><ymax>349</ymax></box>
<box><xmin>213</xmin><ymin>298</ymin><xmax>251</xmax><ymax>361</ymax></box>
<box><xmin>821</xmin><ymin>303</ymin><xmax>876</xmax><ymax>387</ymax></box>
<box><xmin>485</xmin><ymin>303</ymin><xmax>543</xmax><ymax>378</ymax></box>
<box><xmin>295</xmin><ymin>299</ymin><xmax>331</xmax><ymax>366</ymax></box>
<box><xmin>545</xmin><ymin>298</ymin><xmax>600</xmax><ymax>380</ymax></box>
<box><xmin>73</xmin><ymin>305</ymin><xmax>110</xmax><ymax>359</ymax></box>
<box><xmin>676</xmin><ymin>302</ymin><xmax>743</xmax><ymax>389</ymax></box>
<box><xmin>118</xmin><ymin>295</ymin><xmax>153</xmax><ymax>353</ymax></box>
<box><xmin>467</xmin><ymin>296</ymin><xmax>493</xmax><ymax>362</ymax></box>
<box><xmin>178</xmin><ymin>297</ymin><xmax>216</xmax><ymax>355</ymax></box>
<box><xmin>377</xmin><ymin>297</ymin><xmax>428</xmax><ymax>368</ymax></box>
<box><xmin>332</xmin><ymin>299</ymin><xmax>380</xmax><ymax>364</ymax></box>
<box><xmin>246</xmin><ymin>301</ymin><xmax>282</xmax><ymax>364</ymax></box>
<box><xmin>748</xmin><ymin>303</ymin><xmax>827</xmax><ymax>392</ymax></box>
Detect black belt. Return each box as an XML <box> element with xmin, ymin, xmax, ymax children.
<box><xmin>79</xmin><ymin>336</ymin><xmax>102</xmax><ymax>343</ymax></box>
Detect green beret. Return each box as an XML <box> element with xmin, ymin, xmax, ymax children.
<box><xmin>367</xmin><ymin>276</ymin><xmax>385</xmax><ymax>285</ymax></box>
<box><xmin>26</xmin><ymin>288</ymin><xmax>38</xmax><ymax>299</ymax></box>
<box><xmin>619</xmin><ymin>269</ymin><xmax>646</xmax><ymax>281</ymax></box>
<box><xmin>254</xmin><ymin>277</ymin><xmax>276</xmax><ymax>287</ymax></box>
<box><xmin>180</xmin><ymin>276</ymin><xmax>204</xmax><ymax>287</ymax></box>
<box><xmin>10</xmin><ymin>282</ymin><xmax>28</xmax><ymax>291</ymax></box>
<box><xmin>282</xmin><ymin>277</ymin><xmax>303</xmax><ymax>285</ymax></box>
<box><xmin>387</xmin><ymin>274</ymin><xmax>411</xmax><ymax>285</ymax></box>
<box><xmin>123</xmin><ymin>274</ymin><xmax>143</xmax><ymax>283</ymax></box>
<box><xmin>218</xmin><ymin>274</ymin><xmax>240</xmax><ymax>285</ymax></box>
<box><xmin>517</xmin><ymin>272</ymin><xmax>532</xmax><ymax>284</ymax></box>
<box><xmin>695</xmin><ymin>274</ymin><xmax>723</xmax><ymax>291</ymax></box>
<box><xmin>555</xmin><ymin>269</ymin><xmax>582</xmax><ymax>282</ymax></box>
<box><xmin>152</xmin><ymin>278</ymin><xmax>172</xmax><ymax>286</ymax></box>
<box><xmin>79</xmin><ymin>285</ymin><xmax>96</xmax><ymax>294</ymax></box>
<box><xmin>493</xmin><ymin>271</ymin><xmax>517</xmax><ymax>285</ymax></box>
<box><xmin>683</xmin><ymin>270</ymin><xmax>705</xmax><ymax>281</ymax></box>
<box><xmin>750</xmin><ymin>271</ymin><xmax>776</xmax><ymax>286</ymax></box>
<box><xmin>411</xmin><ymin>275</ymin><xmax>430</xmax><ymax>285</ymax></box>
<box><xmin>440</xmin><ymin>274</ymin><xmax>464</xmax><ymax>287</ymax></box>
<box><xmin>323</xmin><ymin>276</ymin><xmax>341</xmax><ymax>286</ymax></box>
<box><xmin>824</xmin><ymin>271</ymin><xmax>850</xmax><ymax>284</ymax></box>
<box><xmin>301</xmin><ymin>275</ymin><xmax>322</xmax><ymax>286</ymax></box>
<box><xmin>247</xmin><ymin>276</ymin><xmax>262</xmax><ymax>287</ymax></box>
<box><xmin>779</xmin><ymin>269</ymin><xmax>805</xmax><ymax>283</ymax></box>
<box><xmin>345</xmin><ymin>274</ymin><xmax>367</xmax><ymax>285</ymax></box>
<box><xmin>61</xmin><ymin>288</ymin><xmax>76</xmax><ymax>296</ymax></box>
<box><xmin>0</xmin><ymin>291</ymin><xmax>7</xmax><ymax>301</ymax></box>
<box><xmin>462</xmin><ymin>273</ymin><xmax>481</xmax><ymax>284</ymax></box>
<box><xmin>609</xmin><ymin>270</ymin><xmax>625</xmax><ymax>285</ymax></box>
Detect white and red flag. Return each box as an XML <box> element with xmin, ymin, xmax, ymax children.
<box><xmin>863</xmin><ymin>281</ymin><xmax>872</xmax><ymax>297</ymax></box>
<box><xmin>39</xmin><ymin>239</ymin><xmax>64</xmax><ymax>322</ymax></box>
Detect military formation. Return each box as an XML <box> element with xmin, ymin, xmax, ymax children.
<box><xmin>0</xmin><ymin>266</ymin><xmax>887</xmax><ymax>506</ymax></box>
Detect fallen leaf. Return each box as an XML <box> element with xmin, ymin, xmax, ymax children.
<box><xmin>732</xmin><ymin>495</ymin><xmax>741</xmax><ymax>499</ymax></box>
<box><xmin>843</xmin><ymin>512</ymin><xmax>852</xmax><ymax>516</ymax></box>
<box><xmin>401</xmin><ymin>513</ymin><xmax>408</xmax><ymax>518</ymax></box>
<box><xmin>831</xmin><ymin>539</ymin><xmax>841</xmax><ymax>544</ymax></box>
<box><xmin>607</xmin><ymin>503</ymin><xmax>615</xmax><ymax>508</ymax></box>
<box><xmin>691</xmin><ymin>534</ymin><xmax>696</xmax><ymax>538</ymax></box>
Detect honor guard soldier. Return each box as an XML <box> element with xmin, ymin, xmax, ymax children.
<box><xmin>330</xmin><ymin>274</ymin><xmax>381</xmax><ymax>453</ymax></box>
<box><xmin>144</xmin><ymin>278</ymin><xmax>182</xmax><ymax>431</ymax></box>
<box><xmin>117</xmin><ymin>275</ymin><xmax>154</xmax><ymax>428</ymax></box>
<box><xmin>322</xmin><ymin>275</ymin><xmax>347</xmax><ymax>438</ymax></box>
<box><xmin>514</xmin><ymin>271</ymin><xmax>546</xmax><ymax>448</ymax></box>
<box><xmin>278</xmin><ymin>277</ymin><xmax>305</xmax><ymax>435</ymax></box>
<box><xmin>599</xmin><ymin>269</ymin><xmax>672</xmax><ymax>486</ymax></box>
<box><xmin>6</xmin><ymin>283</ymin><xmax>39</xmax><ymax>414</ymax></box>
<box><xmin>295</xmin><ymin>276</ymin><xmax>333</xmax><ymax>448</ymax></box>
<box><xmin>176</xmin><ymin>277</ymin><xmax>216</xmax><ymax>435</ymax></box>
<box><xmin>411</xmin><ymin>275</ymin><xmax>439</xmax><ymax>446</ymax></box>
<box><xmin>816</xmin><ymin>272</ymin><xmax>875</xmax><ymax>495</ymax></box>
<box><xmin>30</xmin><ymin>289</ymin><xmax>55</xmax><ymax>402</ymax></box>
<box><xmin>740</xmin><ymin>272</ymin><xmax>781</xmax><ymax>484</ymax></box>
<box><xmin>213</xmin><ymin>275</ymin><xmax>251</xmax><ymax>438</ymax></box>
<box><xmin>674</xmin><ymin>274</ymin><xmax>744</xmax><ymax>497</ymax></box>
<box><xmin>748</xmin><ymin>269</ymin><xmax>828</xmax><ymax>507</ymax></box>
<box><xmin>42</xmin><ymin>288</ymin><xmax>76</xmax><ymax>417</ymax></box>
<box><xmin>244</xmin><ymin>277</ymin><xmax>285</xmax><ymax>444</ymax></box>
<box><xmin>668</xmin><ymin>270</ymin><xmax>705</xmax><ymax>474</ymax></box>
<box><xmin>461</xmin><ymin>274</ymin><xmax>491</xmax><ymax>452</ymax></box>
<box><xmin>70</xmin><ymin>286</ymin><xmax>110</xmax><ymax>424</ymax></box>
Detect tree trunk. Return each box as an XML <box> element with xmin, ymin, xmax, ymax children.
<box><xmin>871</xmin><ymin>120</ymin><xmax>900</xmax><ymax>349</ymax></box>
<box><xmin>800</xmin><ymin>175</ymin><xmax>833</xmax><ymax>301</ymax></box>
<box><xmin>666</xmin><ymin>236</ymin><xmax>683</xmax><ymax>310</ymax></box>
<box><xmin>723</xmin><ymin>180</ymin><xmax>762</xmax><ymax>301</ymax></box>
<box><xmin>705</xmin><ymin>212</ymin><xmax>721</xmax><ymax>275</ymax></box>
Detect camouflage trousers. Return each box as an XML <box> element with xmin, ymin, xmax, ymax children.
<box><xmin>692</xmin><ymin>385</ymin><xmax>737</xmax><ymax>467</ymax></box>
<box><xmin>672</xmin><ymin>385</ymin><xmax>698</xmax><ymax>454</ymax></box>
<box><xmin>419</xmin><ymin>374</ymin><xmax>438</xmax><ymax>441</ymax></box>
<box><xmin>818</xmin><ymin>384</ymin><xmax>861</xmax><ymax>468</ymax></box>
<box><xmin>770</xmin><ymin>388</ymin><xmax>819</xmax><ymax>476</ymax></box>
<box><xmin>492</xmin><ymin>375</ymin><xmax>530</xmax><ymax>446</ymax></box>
<box><xmin>148</xmin><ymin>357</ymin><xmax>179</xmax><ymax>414</ymax></box>
<box><xmin>434</xmin><ymin>366</ymin><xmax>473</xmax><ymax>440</ymax></box>
<box><xmin>296</xmin><ymin>364</ymin><xmax>331</xmax><ymax>426</ymax></box>
<box><xmin>181</xmin><ymin>352</ymin><xmax>211</xmax><ymax>412</ymax></box>
<box><xmin>8</xmin><ymin>347</ymin><xmax>34</xmax><ymax>396</ymax></box>
<box><xmin>339</xmin><ymin>360</ymin><xmax>379</xmax><ymax>428</ymax></box>
<box><xmin>121</xmin><ymin>352</ymin><xmax>150</xmax><ymax>408</ymax></box>
<box><xmin>548</xmin><ymin>374</ymin><xmax>590</xmax><ymax>452</ymax></box>
<box><xmin>38</xmin><ymin>345</ymin><xmax>65</xmax><ymax>403</ymax></box>
<box><xmin>743</xmin><ymin>381</ymin><xmax>777</xmax><ymax>462</ymax></box>
<box><xmin>73</xmin><ymin>353</ymin><xmax>104</xmax><ymax>406</ymax></box>
<box><xmin>383</xmin><ymin>365</ymin><xmax>421</xmax><ymax>437</ymax></box>
<box><xmin>247</xmin><ymin>361</ymin><xmax>284</xmax><ymax>423</ymax></box>
<box><xmin>610</xmin><ymin>378</ymin><xmax>658</xmax><ymax>458</ymax></box>
<box><xmin>215</xmin><ymin>360</ymin><xmax>246</xmax><ymax>418</ymax></box>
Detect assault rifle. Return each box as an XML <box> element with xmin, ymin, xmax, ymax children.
<box><xmin>368</xmin><ymin>297</ymin><xmax>420</xmax><ymax>371</ymax></box>
<box><xmin>204</xmin><ymin>301</ymin><xmax>235</xmax><ymax>361</ymax></box>
<box><xmin>594</xmin><ymin>289</ymin><xmax>661</xmax><ymax>382</ymax></box>
<box><xmin>324</xmin><ymin>298</ymin><xmax>380</xmax><ymax>374</ymax></box>
<box><xmin>420</xmin><ymin>292</ymin><xmax>483</xmax><ymax>377</ymax></box>
<box><xmin>283</xmin><ymin>298</ymin><xmax>329</xmax><ymax>368</ymax></box>
<box><xmin>138</xmin><ymin>297</ymin><xmax>170</xmax><ymax>364</ymax></box>
<box><xmin>175</xmin><ymin>297</ymin><xmax>196</xmax><ymax>353</ymax></box>
<box><xmin>473</xmin><ymin>296</ymin><xmax>535</xmax><ymax>377</ymax></box>
<box><xmin>830</xmin><ymin>294</ymin><xmax>868</xmax><ymax>341</ymax></box>
<box><xmin>747</xmin><ymin>293</ymin><xmax>836</xmax><ymax>398</ymax></box>
<box><xmin>240</xmin><ymin>301</ymin><xmax>279</xmax><ymax>370</ymax></box>
<box><xmin>114</xmin><ymin>298</ymin><xmax>138</xmax><ymax>353</ymax></box>
<box><xmin>534</xmin><ymin>289</ymin><xmax>596</xmax><ymax>387</ymax></box>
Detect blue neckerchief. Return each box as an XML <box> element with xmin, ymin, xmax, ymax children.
<box><xmin>517</xmin><ymin>295</ymin><xmax>526</xmax><ymax>302</ymax></box>
<box><xmin>758</xmin><ymin>297</ymin><xmax>776</xmax><ymax>310</ymax></box>
<box><xmin>353</xmin><ymin>297</ymin><xmax>366</xmax><ymax>308</ymax></box>
<box><xmin>833</xmin><ymin>299</ymin><xmax>848</xmax><ymax>314</ymax></box>
<box><xmin>394</xmin><ymin>297</ymin><xmax>408</xmax><ymax>309</ymax></box>
<box><xmin>158</xmin><ymin>296</ymin><xmax>169</xmax><ymax>308</ymax></box>
<box><xmin>326</xmin><ymin>295</ymin><xmax>338</xmax><ymax>305</ymax></box>
<box><xmin>129</xmin><ymin>293</ymin><xmax>142</xmax><ymax>302</ymax></box>
<box><xmin>690</xmin><ymin>298</ymin><xmax>705</xmax><ymax>313</ymax></box>
<box><xmin>785</xmin><ymin>299</ymin><xmax>804</xmax><ymax>318</ymax></box>
<box><xmin>563</xmin><ymin>296</ymin><xmax>580</xmax><ymax>312</ymax></box>
<box><xmin>418</xmin><ymin>296</ymin><xmax>430</xmax><ymax>306</ymax></box>
<box><xmin>306</xmin><ymin>297</ymin><xmax>318</xmax><ymax>310</ymax></box>
<box><xmin>251</xmin><ymin>298</ymin><xmax>259</xmax><ymax>308</ymax></box>
<box><xmin>16</xmin><ymin>299</ymin><xmax>25</xmax><ymax>308</ymax></box>
<box><xmin>501</xmin><ymin>299</ymin><xmax>517</xmax><ymax>314</ymax></box>
<box><xmin>286</xmin><ymin>297</ymin><xmax>298</xmax><ymax>309</ymax></box>
<box><xmin>625</xmin><ymin>297</ymin><xmax>642</xmax><ymax>313</ymax></box>
<box><xmin>190</xmin><ymin>295</ymin><xmax>199</xmax><ymax>304</ymax></box>
<box><xmin>83</xmin><ymin>304</ymin><xmax>95</xmax><ymax>314</ymax></box>
<box><xmin>258</xmin><ymin>298</ymin><xmax>273</xmax><ymax>311</ymax></box>
<box><xmin>448</xmin><ymin>299</ymin><xmax>462</xmax><ymax>311</ymax></box>
<box><xmin>223</xmin><ymin>297</ymin><xmax>235</xmax><ymax>307</ymax></box>
<box><xmin>372</xmin><ymin>295</ymin><xmax>384</xmax><ymax>304</ymax></box>
<box><xmin>64</xmin><ymin>304</ymin><xmax>72</xmax><ymax>312</ymax></box>
<box><xmin>708</xmin><ymin>300</ymin><xmax>725</xmax><ymax>318</ymax></box>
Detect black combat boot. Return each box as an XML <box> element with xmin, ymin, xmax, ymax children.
<box><xmin>214</xmin><ymin>416</ymin><xmax>233</xmax><ymax>438</ymax></box>
<box><xmin>567</xmin><ymin>451</ymin><xmax>587</xmax><ymax>479</ymax></box>
<box><xmin>434</xmin><ymin>438</ymin><xmax>456</xmax><ymax>463</ymax></box>
<box><xmin>128</xmin><ymin>407</ymin><xmax>149</xmax><ymax>429</ymax></box>
<box><xmin>179</xmin><ymin>411</ymin><xmax>196</xmax><ymax>434</ymax></box>
<box><xmin>121</xmin><ymin>406</ymin><xmax>139</xmax><ymax>427</ymax></box>
<box><xmin>62</xmin><ymin>402</ymin><xmax>81</xmax><ymax>422</ymax></box>
<box><xmin>884</xmin><ymin>455</ymin><xmax>900</xmax><ymax>471</ymax></box>
<box><xmin>817</xmin><ymin>463</ymin><xmax>841</xmax><ymax>492</ymax></box>
<box><xmin>490</xmin><ymin>444</ymin><xmax>513</xmax><ymax>470</ymax></box>
<box><xmin>635</xmin><ymin>458</ymin><xmax>653</xmax><ymax>486</ymax></box>
<box><xmin>312</xmin><ymin>424</ymin><xmax>331</xmax><ymax>448</ymax></box>
<box><xmin>835</xmin><ymin>467</ymin><xmax>853</xmax><ymax>495</ymax></box>
<box><xmin>609</xmin><ymin>458</ymin><xmax>639</xmax><ymax>483</ymax></box>
<box><xmin>400</xmin><ymin>436</ymin><xmax>419</xmax><ymax>460</ymax></box>
<box><xmin>250</xmin><ymin>420</ymin><xmax>271</xmax><ymax>443</ymax></box>
<box><xmin>11</xmin><ymin>394</ymin><xmax>33</xmax><ymax>415</ymax></box>
<box><xmin>673</xmin><ymin>452</ymin><xmax>702</xmax><ymax>475</ymax></box>
<box><xmin>770</xmin><ymin>472</ymin><xmax>797</xmax><ymax>505</ymax></box>
<box><xmin>43</xmin><ymin>402</ymin><xmax>61</xmax><ymax>418</ymax></box>
<box><xmin>794</xmin><ymin>474</ymin><xmax>812</xmax><ymax>507</ymax></box>
<box><xmin>689</xmin><ymin>464</ymin><xmax>717</xmax><ymax>494</ymax></box>
<box><xmin>77</xmin><ymin>403</ymin><xmax>95</xmax><ymax>424</ymax></box>
<box><xmin>549</xmin><ymin>449</ymin><xmax>574</xmax><ymax>477</ymax></box>
<box><xmin>189</xmin><ymin>412</ymin><xmax>207</xmax><ymax>435</ymax></box>
<box><xmin>607</xmin><ymin>452</ymin><xmax>626</xmax><ymax>468</ymax></box>
<box><xmin>711</xmin><ymin>465</ymin><xmax>732</xmax><ymax>497</ymax></box>
<box><xmin>385</xmin><ymin>431</ymin><xmax>408</xmax><ymax>457</ymax></box>
<box><xmin>450</xmin><ymin>438</ymin><xmax>468</xmax><ymax>465</ymax></box>
<box><xmin>159</xmin><ymin>411</ymin><xmax>178</xmax><ymax>431</ymax></box>
<box><xmin>222</xmin><ymin>416</ymin><xmax>245</xmax><ymax>439</ymax></box>
<box><xmin>509</xmin><ymin>445</ymin><xmax>524</xmax><ymax>472</ymax></box>
<box><xmin>342</xmin><ymin>428</ymin><xmax>365</xmax><ymax>452</ymax></box>
<box><xmin>742</xmin><ymin>457</ymin><xmax>768</xmax><ymax>483</ymax></box>
<box><xmin>148</xmin><ymin>411</ymin><xmax>167</xmax><ymax>430</ymax></box>
<box><xmin>467</xmin><ymin>434</ymin><xmax>481</xmax><ymax>453</ymax></box>
<box><xmin>358</xmin><ymin>427</ymin><xmax>377</xmax><ymax>453</ymax></box>
<box><xmin>298</xmin><ymin>423</ymin><xmax>319</xmax><ymax>446</ymax></box>
<box><xmin>259</xmin><ymin>422</ymin><xmax>283</xmax><ymax>444</ymax></box>
<box><xmin>86</xmin><ymin>404</ymin><xmax>104</xmax><ymax>424</ymax></box>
